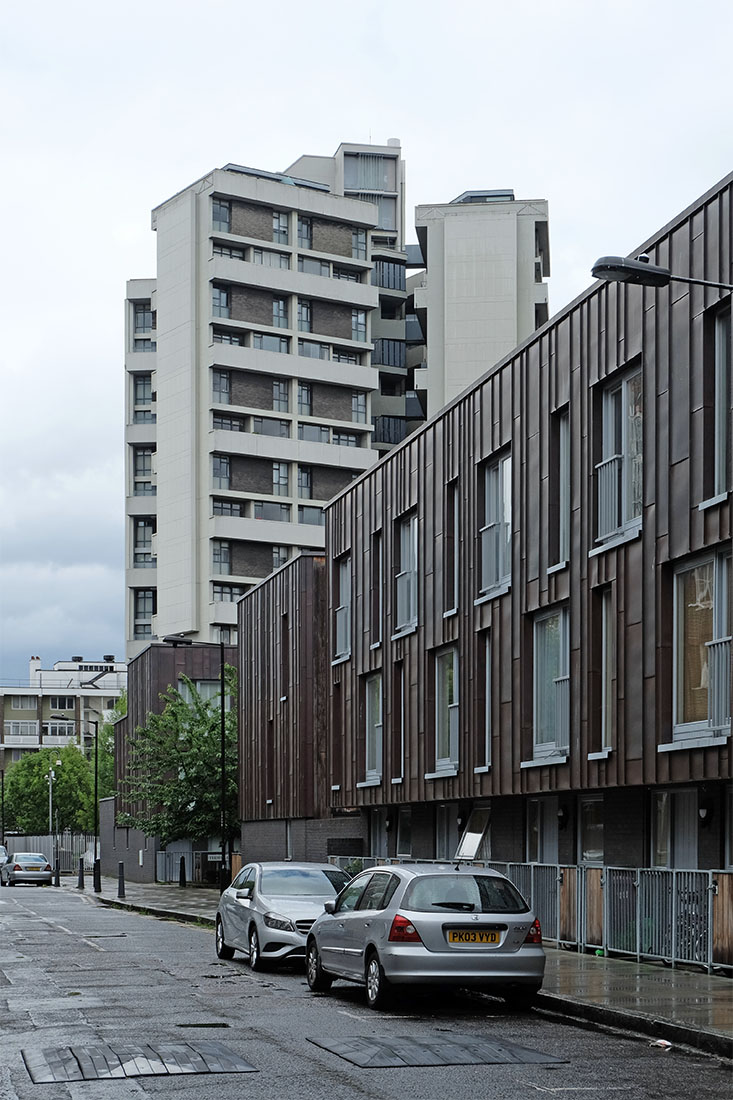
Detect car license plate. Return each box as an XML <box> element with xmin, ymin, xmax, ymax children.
<box><xmin>27</xmin><ymin>866</ymin><xmax>41</xmax><ymax>871</ymax></box>
<box><xmin>447</xmin><ymin>929</ymin><xmax>500</xmax><ymax>945</ymax></box>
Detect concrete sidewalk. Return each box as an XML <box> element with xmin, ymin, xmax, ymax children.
<box><xmin>67</xmin><ymin>876</ymin><xmax>733</xmax><ymax>1059</ymax></box>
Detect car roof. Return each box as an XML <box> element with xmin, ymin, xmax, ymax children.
<box><xmin>363</xmin><ymin>863</ymin><xmax>506</xmax><ymax>879</ymax></box>
<box><xmin>249</xmin><ymin>862</ymin><xmax>346</xmax><ymax>872</ymax></box>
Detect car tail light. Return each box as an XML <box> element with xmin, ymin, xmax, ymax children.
<box><xmin>388</xmin><ymin>914</ymin><xmax>423</xmax><ymax>943</ymax></box>
<box><xmin>524</xmin><ymin>918</ymin><xmax>542</xmax><ymax>944</ymax></box>
<box><xmin>13</xmin><ymin>864</ymin><xmax>22</xmax><ymax>871</ymax></box>
<box><xmin>44</xmin><ymin>864</ymin><xmax>52</xmax><ymax>872</ymax></box>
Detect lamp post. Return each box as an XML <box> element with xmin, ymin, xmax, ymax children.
<box><xmin>46</xmin><ymin>759</ymin><xmax>62</xmax><ymax>835</ymax></box>
<box><xmin>591</xmin><ymin>255</ymin><xmax>733</xmax><ymax>292</ymax></box>
<box><xmin>162</xmin><ymin>635</ymin><xmax>230</xmax><ymax>894</ymax></box>
<box><xmin>85</xmin><ymin>719</ymin><xmax>101</xmax><ymax>892</ymax></box>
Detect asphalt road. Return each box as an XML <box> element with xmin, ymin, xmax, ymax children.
<box><xmin>0</xmin><ymin>887</ymin><xmax>729</xmax><ymax>1099</ymax></box>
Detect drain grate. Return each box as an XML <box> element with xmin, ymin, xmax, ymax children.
<box><xmin>307</xmin><ymin>1034</ymin><xmax>567</xmax><ymax>1068</ymax></box>
<box><xmin>22</xmin><ymin>1041</ymin><xmax>257</xmax><ymax>1082</ymax></box>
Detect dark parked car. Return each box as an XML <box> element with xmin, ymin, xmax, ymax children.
<box><xmin>306</xmin><ymin>864</ymin><xmax>545</xmax><ymax>1009</ymax></box>
<box><xmin>0</xmin><ymin>852</ymin><xmax>53</xmax><ymax>887</ymax></box>
<box><xmin>216</xmin><ymin>862</ymin><xmax>352</xmax><ymax>969</ymax></box>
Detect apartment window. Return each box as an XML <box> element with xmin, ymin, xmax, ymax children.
<box><xmin>332</xmin><ymin>431</ymin><xmax>359</xmax><ymax>447</ymax></box>
<box><xmin>352</xmin><ymin>392</ymin><xmax>366</xmax><ymax>424</ymax></box>
<box><xmin>272</xmin><ymin>211</ymin><xmax>288</xmax><ymax>244</ymax></box>
<box><xmin>213</xmin><ymin>242</ymin><xmax>244</xmax><ymax>260</ymax></box>
<box><xmin>273</xmin><ymin>546</ymin><xmax>289</xmax><ymax>569</ymax></box>
<box><xmin>533</xmin><ymin>607</ymin><xmax>570</xmax><ymax>756</ymax></box>
<box><xmin>526</xmin><ymin>796</ymin><xmax>559</xmax><ymax>863</ymax></box>
<box><xmin>444</xmin><ymin>480</ymin><xmax>459</xmax><ymax>614</ymax></box>
<box><xmin>213</xmin><ymin>499</ymin><xmax>242</xmax><ymax>516</ymax></box>
<box><xmin>352</xmin><ymin>228</ymin><xmax>367</xmax><ymax>260</ymax></box>
<box><xmin>212</xmin><ymin>199</ymin><xmax>230</xmax><ymax>233</ymax></box>
<box><xmin>333</xmin><ymin>266</ymin><xmax>361</xmax><ymax>283</ymax></box>
<box><xmin>395</xmin><ymin>513</ymin><xmax>418</xmax><ymax>633</ymax></box>
<box><xmin>212</xmin><ymin>540</ymin><xmax>231</xmax><ymax>575</ymax></box>
<box><xmin>212</xmin><ymin>369</ymin><xmax>231</xmax><ymax>405</ymax></box>
<box><xmin>297</xmin><ymin>216</ymin><xmax>312</xmax><ymax>249</ymax></box>
<box><xmin>579</xmin><ymin>797</ymin><xmax>604</xmax><ymax>863</ymax></box>
<box><xmin>133</xmin><ymin>373</ymin><xmax>155</xmax><ymax>423</ymax></box>
<box><xmin>298</xmin><ymin>256</ymin><xmax>329</xmax><ymax>276</ymax></box>
<box><xmin>49</xmin><ymin>696</ymin><xmax>74</xmax><ymax>711</ymax></box>
<box><xmin>212</xmin><ymin>285</ymin><xmax>230</xmax><ymax>318</ymax></box>
<box><xmin>133</xmin><ymin>447</ymin><xmax>155</xmax><ymax>496</ymax></box>
<box><xmin>133</xmin><ymin>338</ymin><xmax>156</xmax><ymax>352</ymax></box>
<box><xmin>133</xmin><ymin>589</ymin><xmax>156</xmax><ymax>639</ymax></box>
<box><xmin>213</xmin><ymin>583</ymin><xmax>244</xmax><ymax>602</ymax></box>
<box><xmin>596</xmin><ymin>365</ymin><xmax>643</xmax><ymax>541</ymax></box>
<box><xmin>298</xmin><ymin>465</ymin><xmax>312</xmax><ymax>499</ymax></box>
<box><xmin>213</xmin><ymin>330</ymin><xmax>242</xmax><ymax>345</ymax></box>
<box><xmin>352</xmin><ymin>309</ymin><xmax>367</xmax><ymax>342</ymax></box>
<box><xmin>252</xmin><ymin>333</ymin><xmax>289</xmax><ymax>353</ymax></box>
<box><xmin>272</xmin><ymin>461</ymin><xmax>289</xmax><ymax>496</ymax></box>
<box><xmin>133</xmin><ymin>518</ymin><xmax>155</xmax><ymax>568</ymax></box>
<box><xmin>272</xmin><ymin>379</ymin><xmax>289</xmax><ymax>412</ymax></box>
<box><xmin>252</xmin><ymin>248</ymin><xmax>289</xmax><ymax>269</ymax></box>
<box><xmin>705</xmin><ymin>303</ymin><xmax>731</xmax><ymax>499</ymax></box>
<box><xmin>298</xmin><ymin>382</ymin><xmax>312</xmax><ymax>415</ymax></box>
<box><xmin>372</xmin><ymin>260</ymin><xmax>406</xmax><ymax>291</ymax></box>
<box><xmin>481</xmin><ymin>633</ymin><xmax>492</xmax><ymax>768</ymax></box>
<box><xmin>550</xmin><ymin>408</ymin><xmax>570</xmax><ymax>565</ymax></box>
<box><xmin>133</xmin><ymin>302</ymin><xmax>155</xmax><ymax>333</ymax></box>
<box><xmin>365</xmin><ymin>673</ymin><xmax>383</xmax><ymax>781</ymax></box>
<box><xmin>600</xmin><ymin>588</ymin><xmax>615</xmax><ymax>749</ymax></box>
<box><xmin>334</xmin><ymin>555</ymin><xmax>351</xmax><ymax>659</ymax></box>
<box><xmin>392</xmin><ymin>661</ymin><xmax>404</xmax><ymax>780</ymax></box>
<box><xmin>212</xmin><ymin>454</ymin><xmax>230</xmax><ymax>490</ymax></box>
<box><xmin>373</xmin><ymin>339</ymin><xmax>406</xmax><ymax>368</ymax></box>
<box><xmin>370</xmin><ymin>531</ymin><xmax>383</xmax><ymax>646</ymax></box>
<box><xmin>10</xmin><ymin>696</ymin><xmax>29</xmax><ymax>710</ymax></box>
<box><xmin>272</xmin><ymin>296</ymin><xmax>288</xmax><ymax>328</ymax></box>
<box><xmin>298</xmin><ymin>423</ymin><xmax>329</xmax><ymax>444</ymax></box>
<box><xmin>435</xmin><ymin>647</ymin><xmax>459</xmax><ymax>772</ymax></box>
<box><xmin>479</xmin><ymin>454</ymin><xmax>511</xmax><ymax>594</ymax></box>
<box><xmin>254</xmin><ymin>501</ymin><xmax>291</xmax><ymax>522</ymax></box>
<box><xmin>253</xmin><ymin>416</ymin><xmax>290</xmax><ymax>437</ymax></box>
<box><xmin>298</xmin><ymin>340</ymin><xmax>329</xmax><ymax>359</ymax></box>
<box><xmin>213</xmin><ymin>414</ymin><xmax>244</xmax><ymax>432</ymax></box>
<box><xmin>298</xmin><ymin>299</ymin><xmax>312</xmax><ymax>332</ymax></box>
<box><xmin>674</xmin><ymin>551</ymin><xmax>731</xmax><ymax>738</ymax></box>
<box><xmin>298</xmin><ymin>505</ymin><xmax>325</xmax><ymax>526</ymax></box>
<box><xmin>332</xmin><ymin>348</ymin><xmax>360</xmax><ymax>364</ymax></box>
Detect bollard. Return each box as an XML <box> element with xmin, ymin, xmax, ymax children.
<box><xmin>53</xmin><ymin>859</ymin><xmax>60</xmax><ymax>888</ymax></box>
<box><xmin>77</xmin><ymin>857</ymin><xmax>85</xmax><ymax>890</ymax></box>
<box><xmin>179</xmin><ymin>855</ymin><xmax>187</xmax><ymax>889</ymax></box>
<box><xmin>117</xmin><ymin>861</ymin><xmax>125</xmax><ymax>899</ymax></box>
<box><xmin>93</xmin><ymin>858</ymin><xmax>101</xmax><ymax>894</ymax></box>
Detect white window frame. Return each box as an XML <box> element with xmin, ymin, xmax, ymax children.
<box><xmin>533</xmin><ymin>607</ymin><xmax>570</xmax><ymax>757</ymax></box>
<box><xmin>365</xmin><ymin>672</ymin><xmax>383</xmax><ymax>782</ymax></box>
<box><xmin>212</xmin><ymin>454</ymin><xmax>230</xmax><ymax>490</ymax></box>
<box><xmin>435</xmin><ymin>646</ymin><xmax>459</xmax><ymax>773</ymax></box>
<box><xmin>713</xmin><ymin>305</ymin><xmax>731</xmax><ymax>497</ymax></box>
<box><xmin>272</xmin><ymin>461</ymin><xmax>289</xmax><ymax>497</ymax></box>
<box><xmin>334</xmin><ymin>555</ymin><xmax>351</xmax><ymax>660</ymax></box>
<box><xmin>212</xmin><ymin>540</ymin><xmax>231</xmax><ymax>576</ymax></box>
<box><xmin>479</xmin><ymin>454</ymin><xmax>511</xmax><ymax>595</ymax></box>
<box><xmin>395</xmin><ymin>513</ymin><xmax>418</xmax><ymax>633</ymax></box>
<box><xmin>601</xmin><ymin>587</ymin><xmax>614</xmax><ymax>750</ymax></box>
<box><xmin>673</xmin><ymin>551</ymin><xmax>731</xmax><ymax>739</ymax></box>
<box><xmin>596</xmin><ymin>366</ymin><xmax>643</xmax><ymax>541</ymax></box>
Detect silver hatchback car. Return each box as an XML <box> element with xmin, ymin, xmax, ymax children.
<box><xmin>216</xmin><ymin>861</ymin><xmax>351</xmax><ymax>969</ymax></box>
<box><xmin>306</xmin><ymin>864</ymin><xmax>545</xmax><ymax>1009</ymax></box>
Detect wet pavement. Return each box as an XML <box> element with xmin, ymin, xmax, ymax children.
<box><xmin>64</xmin><ymin>876</ymin><xmax>732</xmax><ymax>1059</ymax></box>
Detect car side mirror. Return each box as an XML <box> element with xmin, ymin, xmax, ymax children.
<box><xmin>235</xmin><ymin>886</ymin><xmax>253</xmax><ymax>899</ymax></box>
<box><xmin>324</xmin><ymin>900</ymin><xmax>336</xmax><ymax>914</ymax></box>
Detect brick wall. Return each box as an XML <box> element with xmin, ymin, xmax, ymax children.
<box><xmin>241</xmin><ymin>814</ymin><xmax>367</xmax><ymax>863</ymax></box>
<box><xmin>313</xmin><ymin>381</ymin><xmax>352</xmax><ymax>421</ymax></box>
<box><xmin>232</xmin><ymin>372</ymin><xmax>275</xmax><ymax>409</ymax></box>
<box><xmin>231</xmin><ymin>286</ymin><xmax>273</xmax><ymax>326</ymax></box>
<box><xmin>603</xmin><ymin>787</ymin><xmax>646</xmax><ymax>867</ymax></box>
<box><xmin>233</xmin><ymin>541</ymin><xmax>274</xmax><ymax>578</ymax></box>
<box><xmin>313</xmin><ymin>467</ymin><xmax>353</xmax><ymax>500</ymax></box>
<box><xmin>231</xmin><ymin>201</ymin><xmax>273</xmax><ymax>242</ymax></box>
<box><xmin>312</xmin><ymin>301</ymin><xmax>352</xmax><ymax>341</ymax></box>
<box><xmin>312</xmin><ymin>220</ymin><xmax>352</xmax><ymax>258</ymax></box>
<box><xmin>490</xmin><ymin>797</ymin><xmax>526</xmax><ymax>862</ymax></box>
<box><xmin>232</xmin><ymin>456</ymin><xmax>273</xmax><ymax>494</ymax></box>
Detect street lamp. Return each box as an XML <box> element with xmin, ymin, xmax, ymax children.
<box><xmin>46</xmin><ymin>758</ymin><xmax>63</xmax><ymax>835</ymax></box>
<box><xmin>85</xmin><ymin>719</ymin><xmax>100</xmax><ymax>892</ymax></box>
<box><xmin>591</xmin><ymin>254</ymin><xmax>733</xmax><ymax>292</ymax></box>
<box><xmin>162</xmin><ymin>635</ymin><xmax>229</xmax><ymax>894</ymax></box>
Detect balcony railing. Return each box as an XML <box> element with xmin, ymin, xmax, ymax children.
<box><xmin>596</xmin><ymin>454</ymin><xmax>621</xmax><ymax>539</ymax></box>
<box><xmin>554</xmin><ymin>674</ymin><xmax>570</xmax><ymax>750</ymax></box>
<box><xmin>707</xmin><ymin>636</ymin><xmax>731</xmax><ymax>730</ymax></box>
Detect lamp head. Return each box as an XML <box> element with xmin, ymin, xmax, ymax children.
<box><xmin>592</xmin><ymin>255</ymin><xmax>671</xmax><ymax>288</ymax></box>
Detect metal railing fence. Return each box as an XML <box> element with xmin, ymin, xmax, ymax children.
<box><xmin>4</xmin><ymin>832</ymin><xmax>95</xmax><ymax>873</ymax></box>
<box><xmin>327</xmin><ymin>856</ymin><xmax>731</xmax><ymax>972</ymax></box>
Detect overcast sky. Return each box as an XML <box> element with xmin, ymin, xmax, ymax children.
<box><xmin>1</xmin><ymin>0</ymin><xmax>732</xmax><ymax>684</ymax></box>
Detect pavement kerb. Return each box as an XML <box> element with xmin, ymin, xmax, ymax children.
<box><xmin>81</xmin><ymin>889</ymin><xmax>733</xmax><ymax>1061</ymax></box>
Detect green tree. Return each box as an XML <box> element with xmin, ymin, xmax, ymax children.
<box><xmin>119</xmin><ymin>670</ymin><xmax>238</xmax><ymax>849</ymax></box>
<box><xmin>4</xmin><ymin>746</ymin><xmax>94</xmax><ymax>834</ymax></box>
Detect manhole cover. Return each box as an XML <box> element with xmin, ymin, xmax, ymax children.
<box><xmin>22</xmin><ymin>1041</ymin><xmax>257</xmax><ymax>1082</ymax></box>
<box><xmin>308</xmin><ymin>1034</ymin><xmax>567</xmax><ymax>1068</ymax></box>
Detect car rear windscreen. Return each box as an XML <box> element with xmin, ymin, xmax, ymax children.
<box><xmin>403</xmin><ymin>874</ymin><xmax>530</xmax><ymax>914</ymax></box>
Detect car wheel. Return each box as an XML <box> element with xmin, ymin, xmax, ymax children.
<box><xmin>365</xmin><ymin>951</ymin><xmax>390</xmax><ymax>1010</ymax></box>
<box><xmin>215</xmin><ymin>917</ymin><xmax>235</xmax><ymax>960</ymax></box>
<box><xmin>306</xmin><ymin>940</ymin><xmax>333</xmax><ymax>993</ymax></box>
<box><xmin>248</xmin><ymin>925</ymin><xmax>265</xmax><ymax>971</ymax></box>
<box><xmin>502</xmin><ymin>986</ymin><xmax>540</xmax><ymax>1011</ymax></box>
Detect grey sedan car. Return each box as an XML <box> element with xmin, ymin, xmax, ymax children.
<box><xmin>306</xmin><ymin>864</ymin><xmax>545</xmax><ymax>1009</ymax></box>
<box><xmin>216</xmin><ymin>861</ymin><xmax>351</xmax><ymax>969</ymax></box>
<box><xmin>0</xmin><ymin>852</ymin><xmax>53</xmax><ymax>887</ymax></box>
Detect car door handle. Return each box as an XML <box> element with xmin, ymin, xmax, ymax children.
<box><xmin>364</xmin><ymin>921</ymin><xmax>371</xmax><ymax>927</ymax></box>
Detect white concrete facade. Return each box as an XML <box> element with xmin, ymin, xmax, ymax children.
<box><xmin>414</xmin><ymin>193</ymin><xmax>550</xmax><ymax>417</ymax></box>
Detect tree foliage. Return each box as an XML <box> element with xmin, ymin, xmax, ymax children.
<box><xmin>4</xmin><ymin>745</ymin><xmax>94</xmax><ymax>834</ymax></box>
<box><xmin>119</xmin><ymin>670</ymin><xmax>238</xmax><ymax>848</ymax></box>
